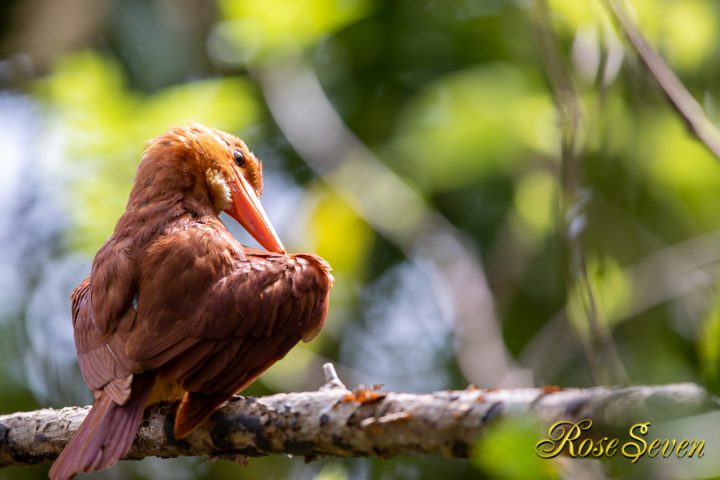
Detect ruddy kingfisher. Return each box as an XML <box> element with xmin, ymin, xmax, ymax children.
<box><xmin>49</xmin><ymin>123</ymin><xmax>333</xmax><ymax>480</ymax></box>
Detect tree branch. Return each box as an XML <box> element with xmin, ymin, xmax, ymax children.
<box><xmin>0</xmin><ymin>376</ymin><xmax>716</xmax><ymax>467</ymax></box>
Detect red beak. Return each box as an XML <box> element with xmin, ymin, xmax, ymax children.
<box><xmin>225</xmin><ymin>168</ymin><xmax>286</xmax><ymax>254</ymax></box>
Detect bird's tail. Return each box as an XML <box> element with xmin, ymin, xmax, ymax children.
<box><xmin>49</xmin><ymin>375</ymin><xmax>153</xmax><ymax>480</ymax></box>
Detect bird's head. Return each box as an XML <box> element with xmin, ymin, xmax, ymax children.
<box><xmin>139</xmin><ymin>123</ymin><xmax>285</xmax><ymax>253</ymax></box>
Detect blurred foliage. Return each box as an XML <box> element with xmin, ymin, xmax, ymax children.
<box><xmin>2</xmin><ymin>0</ymin><xmax>720</xmax><ymax>479</ymax></box>
<box><xmin>388</xmin><ymin>64</ymin><xmax>556</xmax><ymax>191</ymax></box>
<box><xmin>309</xmin><ymin>186</ymin><xmax>374</xmax><ymax>279</ymax></box>
<box><xmin>471</xmin><ymin>417</ymin><xmax>557</xmax><ymax>480</ymax></box>
<box><xmin>700</xmin><ymin>297</ymin><xmax>720</xmax><ymax>390</ymax></box>
<box><xmin>212</xmin><ymin>0</ymin><xmax>371</xmax><ymax>64</ymax></box>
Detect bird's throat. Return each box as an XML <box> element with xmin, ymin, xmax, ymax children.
<box><xmin>205</xmin><ymin>168</ymin><xmax>232</xmax><ymax>214</ymax></box>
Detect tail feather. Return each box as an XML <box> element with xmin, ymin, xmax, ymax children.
<box><xmin>174</xmin><ymin>391</ymin><xmax>230</xmax><ymax>439</ymax></box>
<box><xmin>49</xmin><ymin>375</ymin><xmax>153</xmax><ymax>480</ymax></box>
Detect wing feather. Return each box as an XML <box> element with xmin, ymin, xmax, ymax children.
<box><xmin>126</xmin><ymin>230</ymin><xmax>331</xmax><ymax>398</ymax></box>
<box><xmin>71</xmin><ymin>277</ymin><xmax>135</xmax><ymax>405</ymax></box>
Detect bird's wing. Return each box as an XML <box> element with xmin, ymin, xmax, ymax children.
<box><xmin>120</xmin><ymin>225</ymin><xmax>332</xmax><ymax>437</ymax></box>
<box><xmin>71</xmin><ymin>276</ymin><xmax>136</xmax><ymax>405</ymax></box>
<box><xmin>89</xmin><ymin>238</ymin><xmax>135</xmax><ymax>338</ymax></box>
<box><xmin>124</xmin><ymin>225</ymin><xmax>332</xmax><ymax>394</ymax></box>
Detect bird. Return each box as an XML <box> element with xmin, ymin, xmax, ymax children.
<box><xmin>49</xmin><ymin>123</ymin><xmax>333</xmax><ymax>480</ymax></box>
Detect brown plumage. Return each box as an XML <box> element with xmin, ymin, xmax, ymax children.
<box><xmin>49</xmin><ymin>123</ymin><xmax>333</xmax><ymax>480</ymax></box>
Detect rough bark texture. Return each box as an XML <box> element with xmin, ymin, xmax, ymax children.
<box><xmin>0</xmin><ymin>379</ymin><xmax>717</xmax><ymax>468</ymax></box>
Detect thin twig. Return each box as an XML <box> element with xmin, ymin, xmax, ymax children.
<box><xmin>320</xmin><ymin>362</ymin><xmax>347</xmax><ymax>390</ymax></box>
<box><xmin>521</xmin><ymin>228</ymin><xmax>720</xmax><ymax>380</ymax></box>
<box><xmin>603</xmin><ymin>0</ymin><xmax>720</xmax><ymax>160</ymax></box>
<box><xmin>532</xmin><ymin>0</ymin><xmax>629</xmax><ymax>385</ymax></box>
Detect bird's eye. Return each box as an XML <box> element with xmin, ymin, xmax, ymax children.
<box><xmin>233</xmin><ymin>150</ymin><xmax>245</xmax><ymax>167</ymax></box>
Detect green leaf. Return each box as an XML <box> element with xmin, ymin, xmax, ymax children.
<box><xmin>471</xmin><ymin>417</ymin><xmax>558</xmax><ymax>480</ymax></box>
